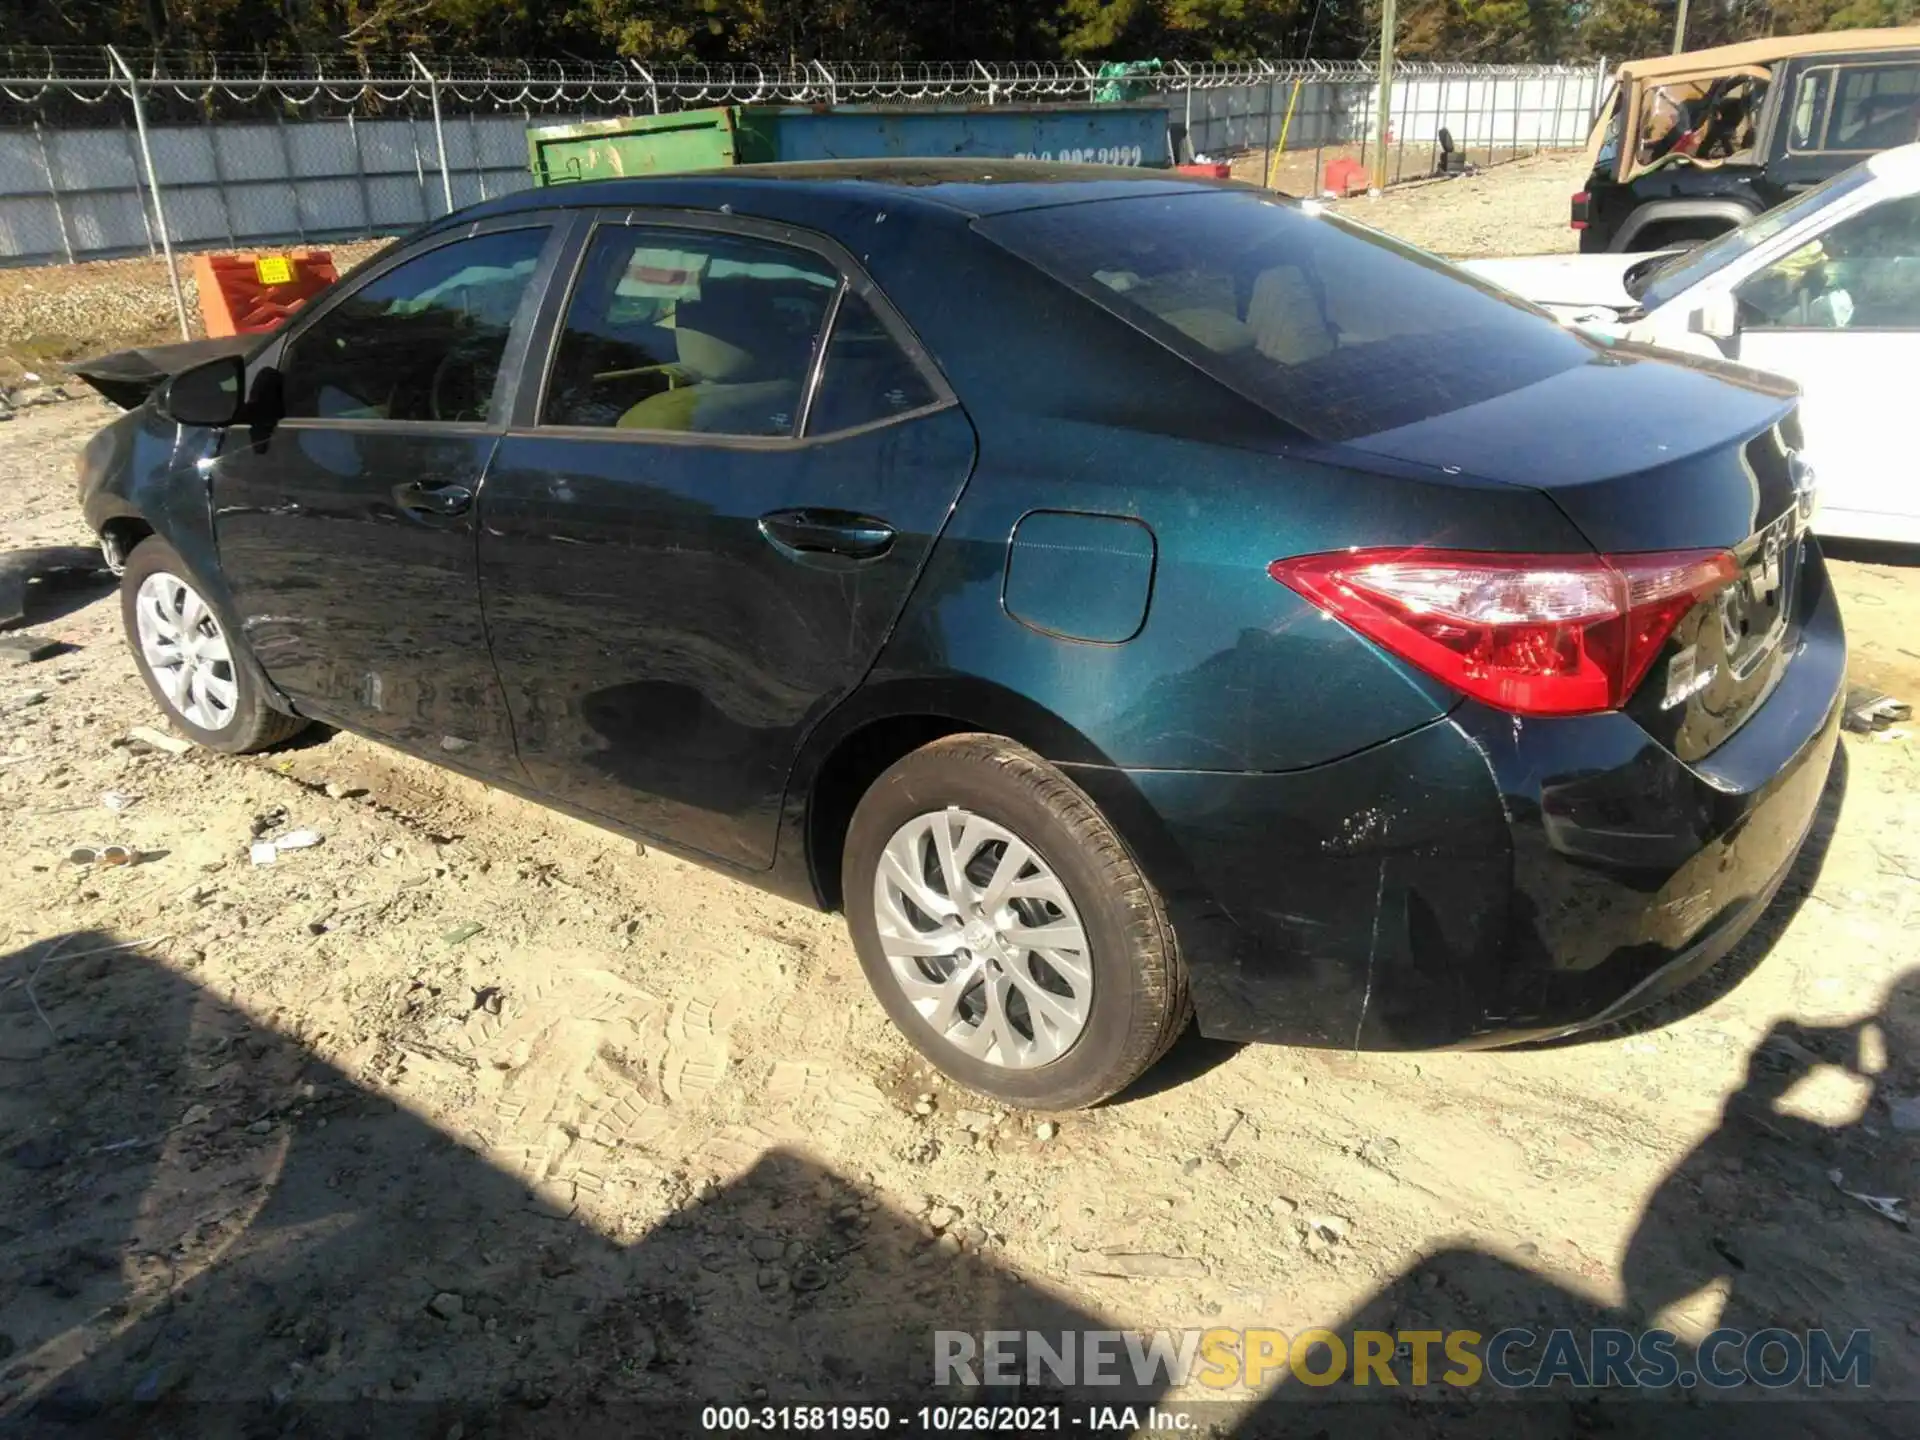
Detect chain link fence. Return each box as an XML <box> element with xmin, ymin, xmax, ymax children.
<box><xmin>1173</xmin><ymin>61</ymin><xmax>1607</xmax><ymax>194</ymax></box>
<box><xmin>0</xmin><ymin>49</ymin><xmax>1611</xmax><ymax>333</ymax></box>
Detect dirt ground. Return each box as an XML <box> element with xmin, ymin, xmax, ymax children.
<box><xmin>1233</xmin><ymin>148</ymin><xmax>1588</xmax><ymax>258</ymax></box>
<box><xmin>3</xmin><ymin>166</ymin><xmax>1920</xmax><ymax>1432</ymax></box>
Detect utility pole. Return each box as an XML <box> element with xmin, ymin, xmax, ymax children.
<box><xmin>1371</xmin><ymin>0</ymin><xmax>1398</xmax><ymax>193</ymax></box>
<box><xmin>1672</xmin><ymin>0</ymin><xmax>1690</xmax><ymax>55</ymax></box>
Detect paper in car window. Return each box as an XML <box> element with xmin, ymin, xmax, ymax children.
<box><xmin>615</xmin><ymin>248</ymin><xmax>707</xmax><ymax>301</ymax></box>
<box><xmin>613</xmin><ymin>247</ymin><xmax>838</xmax><ymax>303</ymax></box>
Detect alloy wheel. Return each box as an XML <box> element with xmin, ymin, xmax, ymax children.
<box><xmin>133</xmin><ymin>571</ymin><xmax>239</xmax><ymax>732</ymax></box>
<box><xmin>872</xmin><ymin>806</ymin><xmax>1093</xmax><ymax>1069</ymax></box>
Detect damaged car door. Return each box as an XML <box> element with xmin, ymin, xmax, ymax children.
<box><xmin>208</xmin><ymin>220</ymin><xmax>564</xmax><ymax>774</ymax></box>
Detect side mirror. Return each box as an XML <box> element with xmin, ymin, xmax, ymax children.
<box><xmin>158</xmin><ymin>354</ymin><xmax>245</xmax><ymax>427</ymax></box>
<box><xmin>1688</xmin><ymin>291</ymin><xmax>1738</xmax><ymax>341</ymax></box>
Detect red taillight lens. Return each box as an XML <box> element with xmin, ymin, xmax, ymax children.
<box><xmin>1570</xmin><ymin>190</ymin><xmax>1590</xmax><ymax>229</ymax></box>
<box><xmin>1269</xmin><ymin>548</ymin><xmax>1739</xmax><ymax>717</ymax></box>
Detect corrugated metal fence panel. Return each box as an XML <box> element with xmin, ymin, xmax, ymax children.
<box><xmin>50</xmin><ymin>127</ymin><xmax>143</xmax><ymax>191</ymax></box>
<box><xmin>0</xmin><ymin>112</ymin><xmax>537</xmax><ymax>264</ymax></box>
<box><xmin>66</xmin><ymin>189</ymin><xmax>150</xmax><ymax>258</ymax></box>
<box><xmin>0</xmin><ymin>196</ymin><xmax>66</xmax><ymax>264</ymax></box>
<box><xmin>0</xmin><ymin>130</ymin><xmax>48</xmax><ymax>193</ymax></box>
<box><xmin>213</xmin><ymin>126</ymin><xmax>284</xmax><ymax>183</ymax></box>
<box><xmin>355</xmin><ymin>119</ymin><xmax>424</xmax><ymax>176</ymax></box>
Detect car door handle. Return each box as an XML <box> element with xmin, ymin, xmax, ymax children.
<box><xmin>393</xmin><ymin>481</ymin><xmax>473</xmax><ymax>518</ymax></box>
<box><xmin>758</xmin><ymin>508</ymin><xmax>895</xmax><ymax>562</ymax></box>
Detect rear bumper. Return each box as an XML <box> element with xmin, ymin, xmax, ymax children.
<box><xmin>1065</xmin><ymin>548</ymin><xmax>1846</xmax><ymax>1049</ymax></box>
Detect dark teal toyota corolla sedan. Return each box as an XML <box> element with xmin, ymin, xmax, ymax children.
<box><xmin>77</xmin><ymin>161</ymin><xmax>1843</xmax><ymax>1108</ymax></box>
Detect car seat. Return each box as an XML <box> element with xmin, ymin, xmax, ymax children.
<box><xmin>617</xmin><ymin>278</ymin><xmax>811</xmax><ymax>435</ymax></box>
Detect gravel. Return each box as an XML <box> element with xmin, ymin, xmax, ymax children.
<box><xmin>1326</xmin><ymin>150</ymin><xmax>1589</xmax><ymax>258</ymax></box>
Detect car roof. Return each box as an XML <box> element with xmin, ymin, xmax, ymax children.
<box><xmin>460</xmin><ymin>159</ymin><xmax>1227</xmax><ymax>224</ymax></box>
<box><xmin>1615</xmin><ymin>26</ymin><xmax>1920</xmax><ymax>82</ymax></box>
<box><xmin>1868</xmin><ymin>141</ymin><xmax>1920</xmax><ymax>189</ymax></box>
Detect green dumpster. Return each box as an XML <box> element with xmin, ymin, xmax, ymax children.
<box><xmin>527</xmin><ymin>103</ymin><xmax>1175</xmax><ymax>186</ymax></box>
<box><xmin>529</xmin><ymin>109</ymin><xmax>744</xmax><ymax>185</ymax></box>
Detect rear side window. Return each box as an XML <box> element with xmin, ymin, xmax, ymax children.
<box><xmin>281</xmin><ymin>227</ymin><xmax>547</xmax><ymax>424</ymax></box>
<box><xmin>806</xmin><ymin>291</ymin><xmax>940</xmax><ymax>435</ymax></box>
<box><xmin>1829</xmin><ymin>64</ymin><xmax>1920</xmax><ymax>151</ymax></box>
<box><xmin>979</xmin><ymin>190</ymin><xmax>1592</xmax><ymax>443</ymax></box>
<box><xmin>543</xmin><ymin>226</ymin><xmax>838</xmax><ymax>437</ymax></box>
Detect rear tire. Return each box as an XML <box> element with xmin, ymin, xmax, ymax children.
<box><xmin>842</xmin><ymin>733</ymin><xmax>1189</xmax><ymax>1110</ymax></box>
<box><xmin>119</xmin><ymin>536</ymin><xmax>308</xmax><ymax>755</ymax></box>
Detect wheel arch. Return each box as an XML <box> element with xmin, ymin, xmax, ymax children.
<box><xmin>1612</xmin><ymin>198</ymin><xmax>1758</xmax><ymax>251</ymax></box>
<box><xmin>96</xmin><ymin>513</ymin><xmax>156</xmax><ymax>574</ymax></box>
<box><xmin>789</xmin><ymin>678</ymin><xmax>1117</xmax><ymax>911</ymax></box>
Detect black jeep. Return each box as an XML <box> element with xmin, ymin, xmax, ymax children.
<box><xmin>1575</xmin><ymin>27</ymin><xmax>1920</xmax><ymax>253</ymax></box>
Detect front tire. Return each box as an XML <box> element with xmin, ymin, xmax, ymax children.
<box><xmin>119</xmin><ymin>537</ymin><xmax>307</xmax><ymax>754</ymax></box>
<box><xmin>843</xmin><ymin>734</ymin><xmax>1189</xmax><ymax>1109</ymax></box>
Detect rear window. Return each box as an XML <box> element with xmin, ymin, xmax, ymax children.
<box><xmin>978</xmin><ymin>190</ymin><xmax>1592</xmax><ymax>443</ymax></box>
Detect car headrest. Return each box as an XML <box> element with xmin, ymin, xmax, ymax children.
<box><xmin>673</xmin><ymin>324</ymin><xmax>754</xmax><ymax>382</ymax></box>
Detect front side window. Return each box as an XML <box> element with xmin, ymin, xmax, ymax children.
<box><xmin>1737</xmin><ymin>193</ymin><xmax>1920</xmax><ymax>330</ymax></box>
<box><xmin>543</xmin><ymin>227</ymin><xmax>839</xmax><ymax>437</ymax></box>
<box><xmin>981</xmin><ymin>190</ymin><xmax>1592</xmax><ymax>443</ymax></box>
<box><xmin>280</xmin><ymin>228</ymin><xmax>548</xmax><ymax>424</ymax></box>
<box><xmin>1789</xmin><ymin>69</ymin><xmax>1831</xmax><ymax>151</ymax></box>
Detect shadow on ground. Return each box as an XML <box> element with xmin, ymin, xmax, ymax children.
<box><xmin>3</xmin><ymin>919</ymin><xmax>1915</xmax><ymax>1437</ymax></box>
<box><xmin>0</xmin><ymin>545</ymin><xmax>114</xmax><ymax>632</ymax></box>
<box><xmin>1821</xmin><ymin>539</ymin><xmax>1920</xmax><ymax>570</ymax></box>
<box><xmin>1240</xmin><ymin>973</ymin><xmax>1920</xmax><ymax>1437</ymax></box>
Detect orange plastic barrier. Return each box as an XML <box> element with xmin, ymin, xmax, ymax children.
<box><xmin>1322</xmin><ymin>157</ymin><xmax>1369</xmax><ymax>196</ymax></box>
<box><xmin>192</xmin><ymin>251</ymin><xmax>340</xmax><ymax>337</ymax></box>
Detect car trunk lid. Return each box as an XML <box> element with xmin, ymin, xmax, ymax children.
<box><xmin>1342</xmin><ymin>344</ymin><xmax>1811</xmax><ymax>759</ymax></box>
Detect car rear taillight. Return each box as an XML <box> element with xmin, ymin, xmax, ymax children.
<box><xmin>1570</xmin><ymin>190</ymin><xmax>1590</xmax><ymax>230</ymax></box>
<box><xmin>1270</xmin><ymin>548</ymin><xmax>1740</xmax><ymax>717</ymax></box>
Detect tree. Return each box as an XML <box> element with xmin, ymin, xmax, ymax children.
<box><xmin>1577</xmin><ymin>0</ymin><xmax>1670</xmax><ymax>59</ymax></box>
<box><xmin>1398</xmin><ymin>0</ymin><xmax>1571</xmax><ymax>61</ymax></box>
<box><xmin>4</xmin><ymin>0</ymin><xmax>1913</xmax><ymax>61</ymax></box>
<box><xmin>1055</xmin><ymin>0</ymin><xmax>1315</xmax><ymax>60</ymax></box>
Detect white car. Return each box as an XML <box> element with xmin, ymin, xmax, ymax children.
<box><xmin>1467</xmin><ymin>143</ymin><xmax>1920</xmax><ymax>545</ymax></box>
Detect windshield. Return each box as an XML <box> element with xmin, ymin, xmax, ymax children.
<box><xmin>979</xmin><ymin>190</ymin><xmax>1594</xmax><ymax>443</ymax></box>
<box><xmin>1635</xmin><ymin>161</ymin><xmax>1877</xmax><ymax>309</ymax></box>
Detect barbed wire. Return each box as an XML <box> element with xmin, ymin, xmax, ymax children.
<box><xmin>0</xmin><ymin>47</ymin><xmax>1600</xmax><ymax>117</ymax></box>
